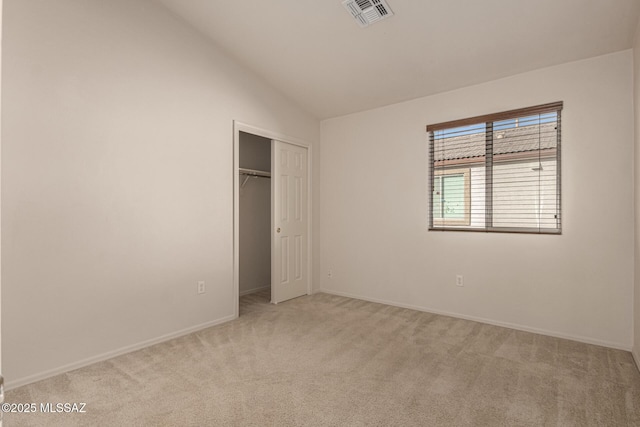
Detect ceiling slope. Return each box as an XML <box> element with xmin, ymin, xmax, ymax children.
<box><xmin>157</xmin><ymin>0</ymin><xmax>640</xmax><ymax>119</ymax></box>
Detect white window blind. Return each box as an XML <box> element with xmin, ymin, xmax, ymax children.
<box><xmin>427</xmin><ymin>102</ymin><xmax>562</xmax><ymax>234</ymax></box>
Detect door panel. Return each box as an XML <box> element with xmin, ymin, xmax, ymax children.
<box><xmin>272</xmin><ymin>140</ymin><xmax>308</xmax><ymax>303</ymax></box>
<box><xmin>280</xmin><ymin>236</ymin><xmax>289</xmax><ymax>283</ymax></box>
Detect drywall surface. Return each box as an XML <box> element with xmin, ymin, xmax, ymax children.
<box><xmin>634</xmin><ymin>19</ymin><xmax>640</xmax><ymax>363</ymax></box>
<box><xmin>320</xmin><ymin>51</ymin><xmax>634</xmax><ymax>349</ymax></box>
<box><xmin>239</xmin><ymin>133</ymin><xmax>271</xmax><ymax>295</ymax></box>
<box><xmin>0</xmin><ymin>0</ymin><xmax>3</xmax><ymax>373</ymax></box>
<box><xmin>2</xmin><ymin>0</ymin><xmax>318</xmax><ymax>386</ymax></box>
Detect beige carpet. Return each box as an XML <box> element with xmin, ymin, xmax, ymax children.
<box><xmin>5</xmin><ymin>290</ymin><xmax>640</xmax><ymax>426</ymax></box>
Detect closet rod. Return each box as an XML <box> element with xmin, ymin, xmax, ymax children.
<box><xmin>239</xmin><ymin>167</ymin><xmax>270</xmax><ymax>189</ymax></box>
<box><xmin>239</xmin><ymin>167</ymin><xmax>271</xmax><ymax>178</ymax></box>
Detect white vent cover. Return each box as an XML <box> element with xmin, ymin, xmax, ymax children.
<box><xmin>342</xmin><ymin>0</ymin><xmax>394</xmax><ymax>27</ymax></box>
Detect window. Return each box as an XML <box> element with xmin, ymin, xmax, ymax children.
<box><xmin>427</xmin><ymin>102</ymin><xmax>562</xmax><ymax>234</ymax></box>
<box><xmin>433</xmin><ymin>168</ymin><xmax>470</xmax><ymax>226</ymax></box>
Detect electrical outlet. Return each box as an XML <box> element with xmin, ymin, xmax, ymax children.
<box><xmin>456</xmin><ymin>275</ymin><xmax>464</xmax><ymax>287</ymax></box>
<box><xmin>197</xmin><ymin>281</ymin><xmax>206</xmax><ymax>294</ymax></box>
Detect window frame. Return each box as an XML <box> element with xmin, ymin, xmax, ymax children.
<box><xmin>427</xmin><ymin>102</ymin><xmax>562</xmax><ymax>234</ymax></box>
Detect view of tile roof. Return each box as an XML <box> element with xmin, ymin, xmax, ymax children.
<box><xmin>433</xmin><ymin>122</ymin><xmax>558</xmax><ymax>161</ymax></box>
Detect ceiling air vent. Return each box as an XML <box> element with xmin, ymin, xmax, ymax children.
<box><xmin>342</xmin><ymin>0</ymin><xmax>394</xmax><ymax>28</ymax></box>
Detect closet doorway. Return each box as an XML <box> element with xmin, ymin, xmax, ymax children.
<box><xmin>238</xmin><ymin>132</ymin><xmax>272</xmax><ymax>301</ymax></box>
<box><xmin>233</xmin><ymin>122</ymin><xmax>311</xmax><ymax>317</ymax></box>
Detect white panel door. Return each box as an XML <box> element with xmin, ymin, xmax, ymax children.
<box><xmin>272</xmin><ymin>140</ymin><xmax>308</xmax><ymax>303</ymax></box>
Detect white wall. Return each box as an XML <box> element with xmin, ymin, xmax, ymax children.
<box><xmin>239</xmin><ymin>133</ymin><xmax>271</xmax><ymax>295</ymax></box>
<box><xmin>320</xmin><ymin>51</ymin><xmax>634</xmax><ymax>349</ymax></box>
<box><xmin>0</xmin><ymin>0</ymin><xmax>3</xmax><ymax>375</ymax></box>
<box><xmin>2</xmin><ymin>0</ymin><xmax>319</xmax><ymax>387</ymax></box>
<box><xmin>633</xmin><ymin>18</ymin><xmax>640</xmax><ymax>363</ymax></box>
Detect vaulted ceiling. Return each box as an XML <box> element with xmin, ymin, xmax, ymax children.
<box><xmin>157</xmin><ymin>0</ymin><xmax>640</xmax><ymax>119</ymax></box>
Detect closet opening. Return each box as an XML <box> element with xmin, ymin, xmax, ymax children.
<box><xmin>239</xmin><ymin>131</ymin><xmax>272</xmax><ymax>307</ymax></box>
<box><xmin>233</xmin><ymin>121</ymin><xmax>311</xmax><ymax>318</ymax></box>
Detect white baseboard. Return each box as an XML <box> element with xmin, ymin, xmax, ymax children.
<box><xmin>240</xmin><ymin>285</ymin><xmax>270</xmax><ymax>296</ymax></box>
<box><xmin>6</xmin><ymin>314</ymin><xmax>236</xmax><ymax>391</ymax></box>
<box><xmin>320</xmin><ymin>288</ymin><xmax>631</xmax><ymax>352</ymax></box>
